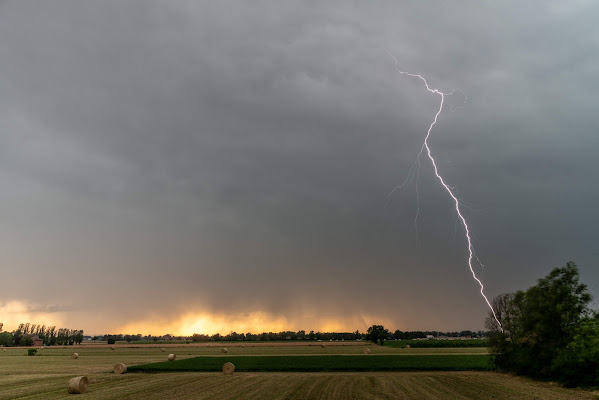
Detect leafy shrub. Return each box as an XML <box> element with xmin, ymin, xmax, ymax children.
<box><xmin>488</xmin><ymin>262</ymin><xmax>598</xmax><ymax>387</ymax></box>
<box><xmin>0</xmin><ymin>332</ymin><xmax>13</xmax><ymax>347</ymax></box>
<box><xmin>27</xmin><ymin>348</ymin><xmax>37</xmax><ymax>356</ymax></box>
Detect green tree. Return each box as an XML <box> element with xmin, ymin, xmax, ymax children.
<box><xmin>20</xmin><ymin>336</ymin><xmax>33</xmax><ymax>347</ymax></box>
<box><xmin>74</xmin><ymin>330</ymin><xmax>84</xmax><ymax>345</ymax></box>
<box><xmin>551</xmin><ymin>315</ymin><xmax>599</xmax><ymax>387</ymax></box>
<box><xmin>12</xmin><ymin>329</ymin><xmax>23</xmax><ymax>346</ymax></box>
<box><xmin>366</xmin><ymin>325</ymin><xmax>389</xmax><ymax>346</ymax></box>
<box><xmin>0</xmin><ymin>332</ymin><xmax>13</xmax><ymax>347</ymax></box>
<box><xmin>488</xmin><ymin>262</ymin><xmax>597</xmax><ymax>386</ymax></box>
<box><xmin>191</xmin><ymin>334</ymin><xmax>203</xmax><ymax>342</ymax></box>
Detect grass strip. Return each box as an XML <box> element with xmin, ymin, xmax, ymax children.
<box><xmin>128</xmin><ymin>355</ymin><xmax>491</xmax><ymax>373</ymax></box>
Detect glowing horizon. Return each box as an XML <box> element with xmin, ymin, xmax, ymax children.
<box><xmin>0</xmin><ymin>300</ymin><xmax>399</xmax><ymax>336</ymax></box>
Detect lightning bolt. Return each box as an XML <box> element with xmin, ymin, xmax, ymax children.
<box><xmin>386</xmin><ymin>50</ymin><xmax>503</xmax><ymax>331</ymax></box>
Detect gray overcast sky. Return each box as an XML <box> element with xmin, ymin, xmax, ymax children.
<box><xmin>1</xmin><ymin>0</ymin><xmax>598</xmax><ymax>335</ymax></box>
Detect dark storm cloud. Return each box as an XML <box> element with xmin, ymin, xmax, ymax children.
<box><xmin>1</xmin><ymin>0</ymin><xmax>598</xmax><ymax>333</ymax></box>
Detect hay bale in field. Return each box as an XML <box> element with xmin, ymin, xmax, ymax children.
<box><xmin>2</xmin><ymin>348</ymin><xmax>6</xmax><ymax>352</ymax></box>
<box><xmin>110</xmin><ymin>346</ymin><xmax>115</xmax><ymax>350</ymax></box>
<box><xmin>405</xmin><ymin>345</ymin><xmax>411</xmax><ymax>349</ymax></box>
<box><xmin>241</xmin><ymin>345</ymin><xmax>245</xmax><ymax>348</ymax></box>
<box><xmin>71</xmin><ymin>353</ymin><xmax>79</xmax><ymax>359</ymax></box>
<box><xmin>67</xmin><ymin>376</ymin><xmax>89</xmax><ymax>394</ymax></box>
<box><xmin>364</xmin><ymin>348</ymin><xmax>371</xmax><ymax>355</ymax></box>
<box><xmin>160</xmin><ymin>348</ymin><xmax>165</xmax><ymax>352</ymax></box>
<box><xmin>113</xmin><ymin>363</ymin><xmax>127</xmax><ymax>374</ymax></box>
<box><xmin>221</xmin><ymin>348</ymin><xmax>228</xmax><ymax>353</ymax></box>
<box><xmin>222</xmin><ymin>362</ymin><xmax>235</xmax><ymax>375</ymax></box>
<box><xmin>168</xmin><ymin>353</ymin><xmax>176</xmax><ymax>361</ymax></box>
<box><xmin>321</xmin><ymin>344</ymin><xmax>326</xmax><ymax>348</ymax></box>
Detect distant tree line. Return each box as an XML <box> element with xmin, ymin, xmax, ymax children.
<box><xmin>91</xmin><ymin>329</ymin><xmax>487</xmax><ymax>345</ymax></box>
<box><xmin>390</xmin><ymin>329</ymin><xmax>487</xmax><ymax>340</ymax></box>
<box><xmin>1</xmin><ymin>324</ymin><xmax>485</xmax><ymax>348</ymax></box>
<box><xmin>184</xmin><ymin>329</ymin><xmax>486</xmax><ymax>343</ymax></box>
<box><xmin>364</xmin><ymin>326</ymin><xmax>486</xmax><ymax>346</ymax></box>
<box><xmin>191</xmin><ymin>330</ymin><xmax>363</xmax><ymax>342</ymax></box>
<box><xmin>96</xmin><ymin>333</ymin><xmax>180</xmax><ymax>343</ymax></box>
<box><xmin>0</xmin><ymin>322</ymin><xmax>83</xmax><ymax>347</ymax></box>
<box><xmin>100</xmin><ymin>334</ymin><xmax>145</xmax><ymax>344</ymax></box>
<box><xmin>487</xmin><ymin>262</ymin><xmax>599</xmax><ymax>387</ymax></box>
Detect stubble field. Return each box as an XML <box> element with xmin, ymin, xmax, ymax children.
<box><xmin>1</xmin><ymin>342</ymin><xmax>596</xmax><ymax>399</ymax></box>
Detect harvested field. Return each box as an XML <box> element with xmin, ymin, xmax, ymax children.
<box><xmin>0</xmin><ymin>371</ymin><xmax>596</xmax><ymax>400</ymax></box>
<box><xmin>385</xmin><ymin>339</ymin><xmax>488</xmax><ymax>348</ymax></box>
<box><xmin>0</xmin><ymin>345</ymin><xmax>486</xmax><ymax>376</ymax></box>
<box><xmin>128</xmin><ymin>354</ymin><xmax>491</xmax><ymax>372</ymax></box>
<box><xmin>0</xmin><ymin>345</ymin><xmax>596</xmax><ymax>399</ymax></box>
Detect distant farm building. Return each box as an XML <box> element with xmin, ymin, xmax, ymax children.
<box><xmin>24</xmin><ymin>334</ymin><xmax>44</xmax><ymax>347</ymax></box>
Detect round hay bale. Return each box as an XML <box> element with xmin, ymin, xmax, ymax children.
<box><xmin>364</xmin><ymin>348</ymin><xmax>371</xmax><ymax>355</ymax></box>
<box><xmin>241</xmin><ymin>345</ymin><xmax>245</xmax><ymax>348</ymax></box>
<box><xmin>113</xmin><ymin>363</ymin><xmax>127</xmax><ymax>374</ymax></box>
<box><xmin>2</xmin><ymin>348</ymin><xmax>6</xmax><ymax>352</ymax></box>
<box><xmin>221</xmin><ymin>348</ymin><xmax>228</xmax><ymax>354</ymax></box>
<box><xmin>222</xmin><ymin>362</ymin><xmax>235</xmax><ymax>375</ymax></box>
<box><xmin>168</xmin><ymin>353</ymin><xmax>176</xmax><ymax>361</ymax></box>
<box><xmin>321</xmin><ymin>344</ymin><xmax>326</xmax><ymax>348</ymax></box>
<box><xmin>110</xmin><ymin>346</ymin><xmax>115</xmax><ymax>350</ymax></box>
<box><xmin>71</xmin><ymin>353</ymin><xmax>79</xmax><ymax>359</ymax></box>
<box><xmin>67</xmin><ymin>376</ymin><xmax>89</xmax><ymax>394</ymax></box>
<box><xmin>160</xmin><ymin>348</ymin><xmax>165</xmax><ymax>352</ymax></box>
<box><xmin>406</xmin><ymin>345</ymin><xmax>411</xmax><ymax>349</ymax></box>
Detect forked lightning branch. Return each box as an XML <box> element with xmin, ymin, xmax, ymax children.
<box><xmin>386</xmin><ymin>50</ymin><xmax>502</xmax><ymax>331</ymax></box>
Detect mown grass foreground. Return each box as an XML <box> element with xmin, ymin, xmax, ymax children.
<box><xmin>129</xmin><ymin>354</ymin><xmax>491</xmax><ymax>373</ymax></box>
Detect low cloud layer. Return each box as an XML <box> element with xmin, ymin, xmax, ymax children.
<box><xmin>1</xmin><ymin>1</ymin><xmax>598</xmax><ymax>334</ymax></box>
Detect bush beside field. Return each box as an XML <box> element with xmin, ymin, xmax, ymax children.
<box><xmin>129</xmin><ymin>354</ymin><xmax>491</xmax><ymax>373</ymax></box>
